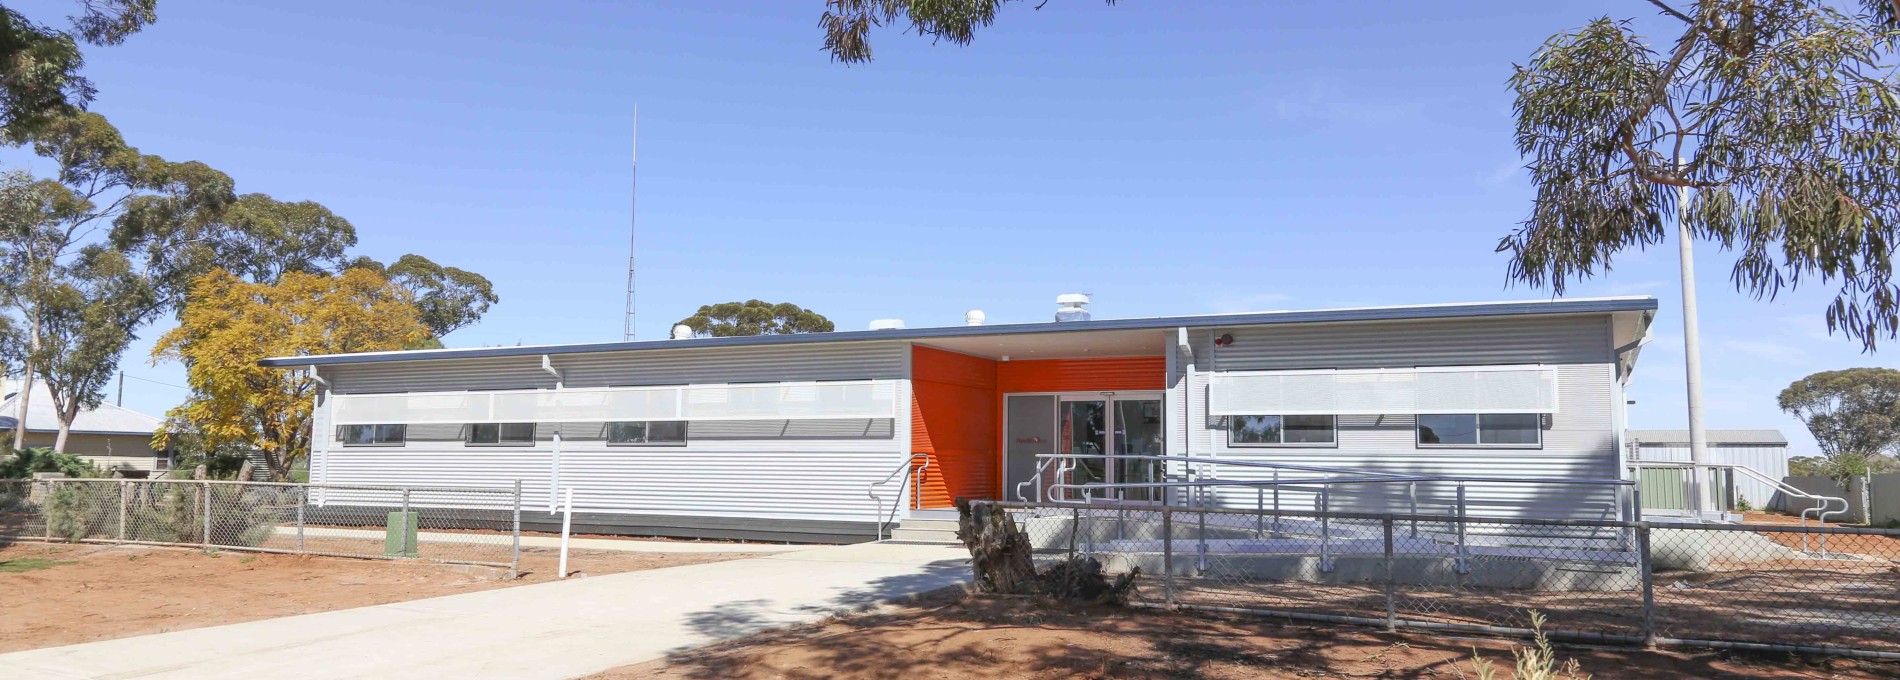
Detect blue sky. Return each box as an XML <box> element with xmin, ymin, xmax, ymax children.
<box><xmin>7</xmin><ymin>0</ymin><xmax>1890</xmax><ymax>455</ymax></box>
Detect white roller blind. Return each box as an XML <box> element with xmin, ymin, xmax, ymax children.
<box><xmin>332</xmin><ymin>380</ymin><xmax>899</xmax><ymax>424</ymax></box>
<box><xmin>1207</xmin><ymin>366</ymin><xmax>1558</xmax><ymax>416</ymax></box>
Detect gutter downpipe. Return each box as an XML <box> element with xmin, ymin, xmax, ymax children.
<box><xmin>543</xmin><ymin>355</ymin><xmax>564</xmax><ymax>511</ymax></box>
<box><xmin>1177</xmin><ymin>327</ymin><xmax>1195</xmax><ymax>510</ymax></box>
<box><xmin>309</xmin><ymin>366</ymin><xmax>330</xmax><ymax>487</ymax></box>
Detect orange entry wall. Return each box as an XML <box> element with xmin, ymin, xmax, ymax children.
<box><xmin>996</xmin><ymin>356</ymin><xmax>1167</xmax><ymax>393</ymax></box>
<box><xmin>911</xmin><ymin>346</ymin><xmax>1000</xmax><ymax>508</ymax></box>
<box><xmin>911</xmin><ymin>349</ymin><xmax>1167</xmax><ymax>508</ymax></box>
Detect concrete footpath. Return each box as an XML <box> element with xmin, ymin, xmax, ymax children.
<box><xmin>275</xmin><ymin>526</ymin><xmax>818</xmax><ymax>554</ymax></box>
<box><xmin>0</xmin><ymin>542</ymin><xmax>970</xmax><ymax>680</ymax></box>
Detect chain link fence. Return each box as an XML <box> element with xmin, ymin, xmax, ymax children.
<box><xmin>988</xmin><ymin>500</ymin><xmax>1900</xmax><ymax>660</ymax></box>
<box><xmin>0</xmin><ymin>478</ymin><xmax>522</xmax><ymax>575</ymax></box>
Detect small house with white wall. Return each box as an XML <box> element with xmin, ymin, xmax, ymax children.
<box><xmin>260</xmin><ymin>295</ymin><xmax>1657</xmax><ymax>542</ymax></box>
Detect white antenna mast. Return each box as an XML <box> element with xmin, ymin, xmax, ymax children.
<box><xmin>622</xmin><ymin>106</ymin><xmax>638</xmax><ymax>341</ymax></box>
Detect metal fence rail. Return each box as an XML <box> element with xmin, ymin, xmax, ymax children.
<box><xmin>0</xmin><ymin>478</ymin><xmax>523</xmax><ymax>576</ymax></box>
<box><xmin>986</xmin><ymin>500</ymin><xmax>1900</xmax><ymax>660</ymax></box>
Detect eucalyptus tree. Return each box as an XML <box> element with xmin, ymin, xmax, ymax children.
<box><xmin>0</xmin><ymin>1</ymin><xmax>157</xmax><ymax>135</ymax></box>
<box><xmin>30</xmin><ymin>246</ymin><xmax>154</xmax><ymax>451</ymax></box>
<box><xmin>344</xmin><ymin>254</ymin><xmax>498</xmax><ymax>340</ymax></box>
<box><xmin>819</xmin><ymin>0</ymin><xmax>1115</xmax><ymax>63</ymax></box>
<box><xmin>1503</xmin><ymin>0</ymin><xmax>1900</xmax><ymax>514</ymax></box>
<box><xmin>675</xmin><ymin>300</ymin><xmax>835</xmax><ymax>337</ymax></box>
<box><xmin>1503</xmin><ymin>0</ymin><xmax>1900</xmax><ymax>348</ymax></box>
<box><xmin>0</xmin><ymin>112</ymin><xmax>234</xmax><ymax>450</ymax></box>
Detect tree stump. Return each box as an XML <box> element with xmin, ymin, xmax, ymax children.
<box><xmin>955</xmin><ymin>498</ymin><xmax>1039</xmax><ymax>594</ymax></box>
<box><xmin>955</xmin><ymin>499</ymin><xmax>1141</xmax><ymax>604</ymax></box>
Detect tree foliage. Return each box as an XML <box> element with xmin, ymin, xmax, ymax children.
<box><xmin>348</xmin><ymin>254</ymin><xmax>498</xmax><ymax>338</ymax></box>
<box><xmin>0</xmin><ymin>112</ymin><xmax>233</xmax><ymax>451</ymax></box>
<box><xmin>152</xmin><ymin>269</ymin><xmax>430</xmax><ymax>481</ymax></box>
<box><xmin>676</xmin><ymin>300</ymin><xmax>835</xmax><ymax>337</ymax></box>
<box><xmin>0</xmin><ymin>1</ymin><xmax>156</xmax><ymax>136</ymax></box>
<box><xmin>32</xmin><ymin>246</ymin><xmax>153</xmax><ymax>450</ymax></box>
<box><xmin>820</xmin><ymin>0</ymin><xmax>1115</xmax><ymax>64</ymax></box>
<box><xmin>1779</xmin><ymin>367</ymin><xmax>1900</xmax><ymax>481</ymax></box>
<box><xmin>0</xmin><ymin>446</ymin><xmax>100</xmax><ymax>478</ymax></box>
<box><xmin>1503</xmin><ymin>0</ymin><xmax>1900</xmax><ymax>350</ymax></box>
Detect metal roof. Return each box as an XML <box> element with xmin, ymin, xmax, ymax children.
<box><xmin>0</xmin><ymin>381</ymin><xmax>163</xmax><ymax>436</ymax></box>
<box><xmin>259</xmin><ymin>296</ymin><xmax>1658</xmax><ymax>368</ymax></box>
<box><xmin>1628</xmin><ymin>429</ymin><xmax>1789</xmax><ymax>446</ymax></box>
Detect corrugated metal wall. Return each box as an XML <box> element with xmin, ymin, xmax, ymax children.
<box><xmin>1636</xmin><ymin>443</ymin><xmax>1791</xmax><ymax>509</ymax></box>
<box><xmin>1170</xmin><ymin>315</ymin><xmax>1623</xmax><ymax>520</ymax></box>
<box><xmin>309</xmin><ymin>341</ymin><xmax>912</xmax><ymax>524</ymax></box>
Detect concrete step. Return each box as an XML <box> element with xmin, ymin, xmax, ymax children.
<box><xmin>887</xmin><ymin>527</ymin><xmax>960</xmax><ymax>544</ymax></box>
<box><xmin>896</xmin><ymin>518</ymin><xmax>959</xmax><ymax>532</ymax></box>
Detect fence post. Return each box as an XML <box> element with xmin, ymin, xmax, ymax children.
<box><xmin>1161</xmin><ymin>505</ymin><xmax>1175</xmax><ymax>607</ymax></box>
<box><xmin>1407</xmin><ymin>482</ymin><xmax>1418</xmax><ymax>538</ymax></box>
<box><xmin>510</xmin><ymin>479</ymin><xmax>522</xmax><ymax>580</ymax></box>
<box><xmin>1319</xmin><ymin>489</ymin><xmax>1332</xmax><ymax>573</ymax></box>
<box><xmin>1453</xmin><ymin>483</ymin><xmax>1469</xmax><ymax>575</ymax></box>
<box><xmin>1068</xmin><ymin>506</ymin><xmax>1079</xmax><ymax>559</ymax></box>
<box><xmin>1255</xmin><ymin>488</ymin><xmax>1264</xmax><ymax>537</ymax></box>
<box><xmin>1637</xmin><ymin>522</ymin><xmax>1657</xmax><ymax>647</ymax></box>
<box><xmin>296</xmin><ymin>486</ymin><xmax>306</xmax><ymax>553</ymax></box>
<box><xmin>1383</xmin><ymin>516</ymin><xmax>1396</xmax><ymax>631</ymax></box>
<box><xmin>118</xmin><ymin>479</ymin><xmax>128</xmax><ymax>542</ymax></box>
<box><xmin>201</xmin><ymin>480</ymin><xmax>212</xmax><ymax>550</ymax></box>
<box><xmin>1196</xmin><ymin>504</ymin><xmax>1208</xmax><ymax>573</ymax></box>
<box><xmin>42</xmin><ymin>480</ymin><xmax>52</xmax><ymax>541</ymax></box>
<box><xmin>558</xmin><ymin>488</ymin><xmax>574</xmax><ymax>578</ymax></box>
<box><xmin>400</xmin><ymin>487</ymin><xmax>413</xmax><ymax>557</ymax></box>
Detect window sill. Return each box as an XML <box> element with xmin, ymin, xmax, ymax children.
<box><xmin>1228</xmin><ymin>442</ymin><xmax>1340</xmax><ymax>449</ymax></box>
<box><xmin>340</xmin><ymin>443</ymin><xmax>407</xmax><ymax>448</ymax></box>
<box><xmin>605</xmin><ymin>442</ymin><xmax>689</xmax><ymax>447</ymax></box>
<box><xmin>1415</xmin><ymin>443</ymin><xmax>1543</xmax><ymax>450</ymax></box>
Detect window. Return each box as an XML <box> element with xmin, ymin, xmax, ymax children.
<box><xmin>1418</xmin><ymin>414</ymin><xmax>1541</xmax><ymax>447</ymax></box>
<box><xmin>340</xmin><ymin>424</ymin><xmax>406</xmax><ymax>446</ymax></box>
<box><xmin>1229</xmin><ymin>415</ymin><xmax>1336</xmax><ymax>446</ymax></box>
<box><xmin>467</xmin><ymin>422</ymin><xmax>536</xmax><ymax>445</ymax></box>
<box><xmin>607</xmin><ymin>421</ymin><xmax>688</xmax><ymax>446</ymax></box>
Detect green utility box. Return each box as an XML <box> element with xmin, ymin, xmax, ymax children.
<box><xmin>385</xmin><ymin>511</ymin><xmax>419</xmax><ymax>558</ymax></box>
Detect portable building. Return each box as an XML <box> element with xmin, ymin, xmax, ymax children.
<box><xmin>261</xmin><ymin>296</ymin><xmax>1657</xmax><ymax>542</ymax></box>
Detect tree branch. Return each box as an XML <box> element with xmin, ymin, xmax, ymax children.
<box><xmin>1646</xmin><ymin>0</ymin><xmax>1696</xmax><ymax>24</ymax></box>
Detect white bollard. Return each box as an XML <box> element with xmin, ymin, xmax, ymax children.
<box><xmin>558</xmin><ymin>488</ymin><xmax>574</xmax><ymax>578</ymax></box>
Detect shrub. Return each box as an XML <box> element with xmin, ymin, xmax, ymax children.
<box><xmin>0</xmin><ymin>447</ymin><xmax>102</xmax><ymax>479</ymax></box>
<box><xmin>1467</xmin><ymin>611</ymin><xmax>1590</xmax><ymax>680</ymax></box>
<box><xmin>125</xmin><ymin>482</ymin><xmax>279</xmax><ymax>547</ymax></box>
<box><xmin>42</xmin><ymin>483</ymin><xmax>113</xmax><ymax>542</ymax></box>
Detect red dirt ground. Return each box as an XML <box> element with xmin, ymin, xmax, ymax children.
<box><xmin>0</xmin><ymin>540</ymin><xmax>748</xmax><ymax>653</ymax></box>
<box><xmin>599</xmin><ymin>592</ymin><xmax>1900</xmax><ymax>679</ymax></box>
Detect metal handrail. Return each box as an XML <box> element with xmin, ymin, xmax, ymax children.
<box><xmin>868</xmin><ymin>452</ymin><xmax>932</xmax><ymax>541</ymax></box>
<box><xmin>1628</xmin><ymin>460</ymin><xmax>1850</xmax><ymax>554</ymax></box>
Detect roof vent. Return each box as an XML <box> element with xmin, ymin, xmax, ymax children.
<box><xmin>671</xmin><ymin>324</ymin><xmax>694</xmax><ymax>340</ymax></box>
<box><xmin>1054</xmin><ymin>293</ymin><xmax>1091</xmax><ymax>322</ymax></box>
<box><xmin>869</xmin><ymin>319</ymin><xmax>906</xmax><ymax>331</ymax></box>
<box><xmin>964</xmin><ymin>310</ymin><xmax>986</xmax><ymax>326</ymax></box>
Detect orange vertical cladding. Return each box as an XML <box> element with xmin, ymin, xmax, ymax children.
<box><xmin>910</xmin><ymin>346</ymin><xmax>999</xmax><ymax>508</ymax></box>
<box><xmin>911</xmin><ymin>348</ymin><xmax>1167</xmax><ymax>508</ymax></box>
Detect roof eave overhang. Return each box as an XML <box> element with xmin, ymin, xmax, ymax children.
<box><xmin>260</xmin><ymin>297</ymin><xmax>1660</xmax><ymax>368</ymax></box>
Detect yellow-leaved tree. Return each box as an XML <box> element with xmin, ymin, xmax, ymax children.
<box><xmin>153</xmin><ymin>268</ymin><xmax>429</xmax><ymax>481</ymax></box>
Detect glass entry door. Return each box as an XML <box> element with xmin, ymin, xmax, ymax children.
<box><xmin>1004</xmin><ymin>392</ymin><xmax>1164</xmax><ymax>503</ymax></box>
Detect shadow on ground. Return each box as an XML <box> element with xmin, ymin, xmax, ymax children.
<box><xmin>637</xmin><ymin>589</ymin><xmax>1897</xmax><ymax>680</ymax></box>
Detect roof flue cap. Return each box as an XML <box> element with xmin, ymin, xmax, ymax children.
<box><xmin>965</xmin><ymin>310</ymin><xmax>986</xmax><ymax>326</ymax></box>
<box><xmin>869</xmin><ymin>319</ymin><xmax>906</xmax><ymax>330</ymax></box>
<box><xmin>671</xmin><ymin>325</ymin><xmax>694</xmax><ymax>340</ymax></box>
<box><xmin>1054</xmin><ymin>293</ymin><xmax>1091</xmax><ymax>322</ymax></box>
